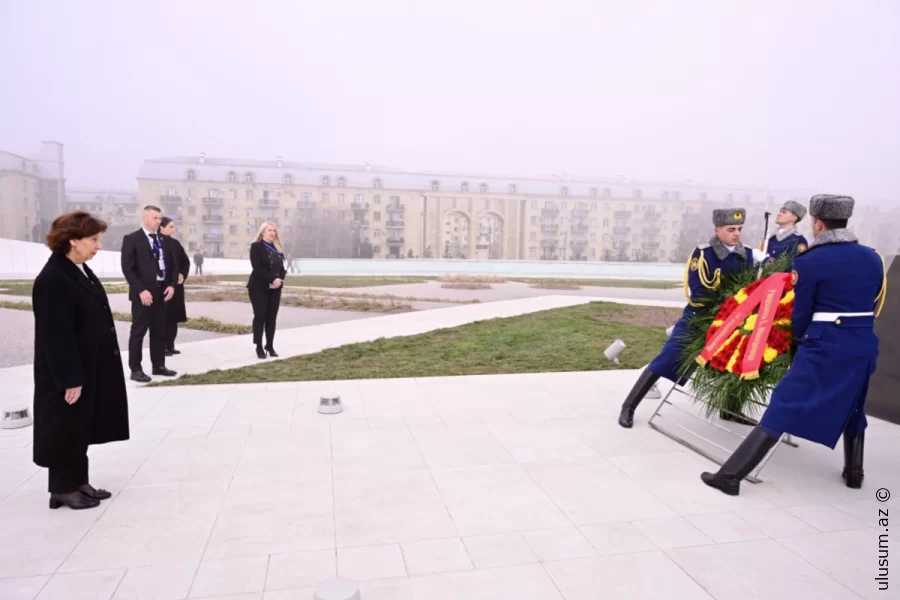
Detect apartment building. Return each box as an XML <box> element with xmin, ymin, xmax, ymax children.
<box><xmin>0</xmin><ymin>142</ymin><xmax>67</xmax><ymax>242</ymax></box>
<box><xmin>137</xmin><ymin>154</ymin><xmax>899</xmax><ymax>261</ymax></box>
<box><xmin>66</xmin><ymin>187</ymin><xmax>141</xmax><ymax>250</ymax></box>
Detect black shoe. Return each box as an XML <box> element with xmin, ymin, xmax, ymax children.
<box><xmin>256</xmin><ymin>345</ymin><xmax>267</xmax><ymax>359</ymax></box>
<box><xmin>618</xmin><ymin>369</ymin><xmax>660</xmax><ymax>428</ymax></box>
<box><xmin>842</xmin><ymin>431</ymin><xmax>864</xmax><ymax>488</ymax></box>
<box><xmin>265</xmin><ymin>346</ymin><xmax>279</xmax><ymax>358</ymax></box>
<box><xmin>130</xmin><ymin>371</ymin><xmax>151</xmax><ymax>383</ymax></box>
<box><xmin>49</xmin><ymin>491</ymin><xmax>100</xmax><ymax>510</ymax></box>
<box><xmin>152</xmin><ymin>366</ymin><xmax>177</xmax><ymax>377</ymax></box>
<box><xmin>701</xmin><ymin>427</ymin><xmax>779</xmax><ymax>496</ymax></box>
<box><xmin>79</xmin><ymin>484</ymin><xmax>112</xmax><ymax>500</ymax></box>
<box><xmin>167</xmin><ymin>348</ymin><xmax>181</xmax><ymax>355</ymax></box>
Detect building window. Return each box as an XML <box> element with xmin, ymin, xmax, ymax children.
<box><xmin>633</xmin><ymin>189</ymin><xmax>642</xmax><ymax>199</ymax></box>
<box><xmin>245</xmin><ymin>189</ymin><xmax>253</xmax><ymax>200</ymax></box>
<box><xmin>603</xmin><ymin>218</ymin><xmax>609</xmax><ymax>227</ymax></box>
<box><xmin>337</xmin><ymin>194</ymin><xmax>345</xmax><ymax>204</ymax></box>
<box><xmin>188</xmin><ymin>188</ymin><xmax>196</xmax><ymax>198</ymax></box>
<box><xmin>283</xmin><ymin>174</ymin><xmax>293</xmax><ymax>185</ymax></box>
<box><xmin>591</xmin><ymin>203</ymin><xmax>598</xmax><ymax>211</ymax></box>
<box><xmin>560</xmin><ymin>186</ymin><xmax>569</xmax><ymax>197</ymax></box>
<box><xmin>373</xmin><ymin>211</ymin><xmax>381</xmax><ymax>221</ymax></box>
<box><xmin>228</xmin><ymin>189</ymin><xmax>236</xmax><ymax>200</ymax></box>
<box><xmin>461</xmin><ymin>181</ymin><xmax>469</xmax><ymax>192</ymax></box>
<box><xmin>321</xmin><ymin>176</ymin><xmax>330</xmax><ymax>187</ymax></box>
<box><xmin>372</xmin><ymin>178</ymin><xmax>382</xmax><ymax>189</ymax></box>
<box><xmin>509</xmin><ymin>184</ymin><xmax>517</xmax><ymax>194</ymax></box>
<box><xmin>186</xmin><ymin>169</ymin><xmax>196</xmax><ymax>181</ymax></box>
<box><xmin>479</xmin><ymin>183</ymin><xmax>488</xmax><ymax>193</ymax></box>
<box><xmin>228</xmin><ymin>171</ymin><xmax>237</xmax><ymax>182</ymax></box>
<box><xmin>229</xmin><ymin>225</ymin><xmax>237</xmax><ymax>235</ymax></box>
<box><xmin>189</xmin><ymin>225</ymin><xmax>196</xmax><ymax>234</ymax></box>
<box><xmin>322</xmin><ymin>193</ymin><xmax>330</xmax><ymax>203</ymax></box>
<box><xmin>337</xmin><ymin>176</ymin><xmax>346</xmax><ymax>186</ymax></box>
<box><xmin>603</xmin><ymin>188</ymin><xmax>612</xmax><ymax>197</ymax></box>
<box><xmin>245</xmin><ymin>172</ymin><xmax>255</xmax><ymax>183</ymax></box>
<box><xmin>373</xmin><ymin>195</ymin><xmax>381</xmax><ymax>204</ymax></box>
<box><xmin>230</xmin><ymin>243</ymin><xmax>237</xmax><ymax>253</ymax></box>
<box><xmin>590</xmin><ymin>187</ymin><xmax>598</xmax><ymax>197</ymax></box>
<box><xmin>431</xmin><ymin>180</ymin><xmax>440</xmax><ymax>191</ymax></box>
<box><xmin>673</xmin><ymin>191</ymin><xmax>681</xmax><ymax>201</ymax></box>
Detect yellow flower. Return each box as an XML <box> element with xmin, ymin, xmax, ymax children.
<box><xmin>742</xmin><ymin>314</ymin><xmax>758</xmax><ymax>331</ymax></box>
<box><xmin>763</xmin><ymin>346</ymin><xmax>778</xmax><ymax>363</ymax></box>
<box><xmin>734</xmin><ymin>290</ymin><xmax>749</xmax><ymax>304</ymax></box>
<box><xmin>713</xmin><ymin>330</ymin><xmax>742</xmax><ymax>358</ymax></box>
<box><xmin>726</xmin><ymin>345</ymin><xmax>742</xmax><ymax>373</ymax></box>
<box><xmin>774</xmin><ymin>318</ymin><xmax>790</xmax><ymax>327</ymax></box>
<box><xmin>780</xmin><ymin>290</ymin><xmax>794</xmax><ymax>304</ymax></box>
<box><xmin>712</xmin><ymin>319</ymin><xmax>724</xmax><ymax>327</ymax></box>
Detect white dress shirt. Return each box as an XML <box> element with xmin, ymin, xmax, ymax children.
<box><xmin>142</xmin><ymin>227</ymin><xmax>166</xmax><ymax>281</ymax></box>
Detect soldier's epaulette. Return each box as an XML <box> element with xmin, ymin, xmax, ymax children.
<box><xmin>697</xmin><ymin>243</ymin><xmax>710</xmax><ymax>250</ymax></box>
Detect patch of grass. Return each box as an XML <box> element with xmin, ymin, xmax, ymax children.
<box><xmin>531</xmin><ymin>283</ymin><xmax>582</xmax><ymax>290</ymax></box>
<box><xmin>284</xmin><ymin>287</ymin><xmax>480</xmax><ymax>305</ymax></box>
<box><xmin>214</xmin><ymin>275</ymin><xmax>428</xmax><ymax>288</ymax></box>
<box><xmin>0</xmin><ymin>299</ymin><xmax>249</xmax><ymax>334</ymax></box>
<box><xmin>151</xmin><ymin>301</ymin><xmax>671</xmax><ymax>386</ymax></box>
<box><xmin>511</xmin><ymin>277</ymin><xmax>679</xmax><ymax>289</ymax></box>
<box><xmin>0</xmin><ymin>280</ymin><xmax>129</xmax><ymax>297</ymax></box>
<box><xmin>440</xmin><ymin>282</ymin><xmax>493</xmax><ymax>290</ymax></box>
<box><xmin>437</xmin><ymin>274</ymin><xmax>507</xmax><ymax>283</ymax></box>
<box><xmin>187</xmin><ymin>289</ymin><xmax>412</xmax><ymax>313</ymax></box>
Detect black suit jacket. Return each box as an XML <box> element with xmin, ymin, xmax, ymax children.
<box><xmin>247</xmin><ymin>241</ymin><xmax>287</xmax><ymax>291</ymax></box>
<box><xmin>121</xmin><ymin>229</ymin><xmax>178</xmax><ymax>301</ymax></box>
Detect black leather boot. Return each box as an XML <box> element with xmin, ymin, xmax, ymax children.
<box><xmin>265</xmin><ymin>345</ymin><xmax>278</xmax><ymax>357</ymax></box>
<box><xmin>842</xmin><ymin>432</ymin><xmax>864</xmax><ymax>489</ymax></box>
<box><xmin>256</xmin><ymin>344</ymin><xmax>267</xmax><ymax>359</ymax></box>
<box><xmin>618</xmin><ymin>369</ymin><xmax>660</xmax><ymax>428</ymax></box>
<box><xmin>700</xmin><ymin>427</ymin><xmax>779</xmax><ymax>496</ymax></box>
<box><xmin>49</xmin><ymin>491</ymin><xmax>100</xmax><ymax>510</ymax></box>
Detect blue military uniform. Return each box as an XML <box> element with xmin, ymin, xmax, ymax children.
<box><xmin>701</xmin><ymin>194</ymin><xmax>888</xmax><ymax>496</ymax></box>
<box><xmin>648</xmin><ymin>237</ymin><xmax>755</xmax><ymax>383</ymax></box>
<box><xmin>759</xmin><ymin>232</ymin><xmax>886</xmax><ymax>448</ymax></box>
<box><xmin>766</xmin><ymin>228</ymin><xmax>808</xmax><ymax>264</ymax></box>
<box><xmin>618</xmin><ymin>207</ymin><xmax>755</xmax><ymax>429</ymax></box>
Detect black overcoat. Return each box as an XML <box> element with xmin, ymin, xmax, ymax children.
<box><xmin>32</xmin><ymin>253</ymin><xmax>130</xmax><ymax>467</ymax></box>
<box><xmin>163</xmin><ymin>235</ymin><xmax>190</xmax><ymax>323</ymax></box>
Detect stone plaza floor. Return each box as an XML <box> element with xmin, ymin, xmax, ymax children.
<box><xmin>1</xmin><ymin>296</ymin><xmax>897</xmax><ymax>599</ymax></box>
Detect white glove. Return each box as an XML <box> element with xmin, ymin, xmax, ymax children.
<box><xmin>752</xmin><ymin>248</ymin><xmax>768</xmax><ymax>262</ymax></box>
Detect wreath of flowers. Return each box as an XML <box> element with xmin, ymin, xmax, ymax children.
<box><xmin>704</xmin><ymin>278</ymin><xmax>795</xmax><ymax>376</ymax></box>
<box><xmin>675</xmin><ymin>250</ymin><xmax>797</xmax><ymax>419</ymax></box>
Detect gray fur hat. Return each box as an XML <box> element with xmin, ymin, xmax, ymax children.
<box><xmin>712</xmin><ymin>208</ymin><xmax>746</xmax><ymax>227</ymax></box>
<box><xmin>781</xmin><ymin>200</ymin><xmax>807</xmax><ymax>221</ymax></box>
<box><xmin>809</xmin><ymin>195</ymin><xmax>854</xmax><ymax>220</ymax></box>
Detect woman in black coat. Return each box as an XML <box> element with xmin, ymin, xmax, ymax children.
<box><xmin>247</xmin><ymin>220</ymin><xmax>287</xmax><ymax>359</ymax></box>
<box><xmin>32</xmin><ymin>211</ymin><xmax>129</xmax><ymax>510</ymax></box>
<box><xmin>159</xmin><ymin>217</ymin><xmax>190</xmax><ymax>355</ymax></box>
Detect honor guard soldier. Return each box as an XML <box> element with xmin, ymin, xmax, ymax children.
<box><xmin>765</xmin><ymin>200</ymin><xmax>809</xmax><ymax>268</ymax></box>
<box><xmin>618</xmin><ymin>208</ymin><xmax>758</xmax><ymax>428</ymax></box>
<box><xmin>701</xmin><ymin>194</ymin><xmax>887</xmax><ymax>495</ymax></box>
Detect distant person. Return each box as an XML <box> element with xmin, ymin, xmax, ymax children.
<box><xmin>33</xmin><ymin>211</ymin><xmax>129</xmax><ymax>510</ymax></box>
<box><xmin>120</xmin><ymin>206</ymin><xmax>178</xmax><ymax>382</ymax></box>
<box><xmin>193</xmin><ymin>251</ymin><xmax>204</xmax><ymax>275</ymax></box>
<box><xmin>247</xmin><ymin>221</ymin><xmax>286</xmax><ymax>359</ymax></box>
<box><xmin>158</xmin><ymin>217</ymin><xmax>190</xmax><ymax>356</ymax></box>
<box><xmin>764</xmin><ymin>200</ymin><xmax>808</xmax><ymax>269</ymax></box>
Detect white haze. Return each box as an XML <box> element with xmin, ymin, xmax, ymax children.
<box><xmin>1</xmin><ymin>0</ymin><xmax>898</xmax><ymax>203</ymax></box>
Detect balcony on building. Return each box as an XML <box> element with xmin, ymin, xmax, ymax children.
<box><xmin>202</xmin><ymin>213</ymin><xmax>223</xmax><ymax>224</ymax></box>
<box><xmin>203</xmin><ymin>232</ymin><xmax>223</xmax><ymax>241</ymax></box>
<box><xmin>351</xmin><ymin>202</ymin><xmax>369</xmax><ymax>211</ymax></box>
<box><xmin>386</xmin><ymin>220</ymin><xmax>405</xmax><ymax>229</ymax></box>
<box><xmin>297</xmin><ymin>200</ymin><xmax>316</xmax><ymax>210</ymax></box>
<box><xmin>160</xmin><ymin>195</ymin><xmax>183</xmax><ymax>209</ymax></box>
<box><xmin>205</xmin><ymin>251</ymin><xmax>225</xmax><ymax>258</ymax></box>
<box><xmin>542</xmin><ymin>207</ymin><xmax>560</xmax><ymax>216</ymax></box>
<box><xmin>643</xmin><ymin>241</ymin><xmax>661</xmax><ymax>249</ymax></box>
<box><xmin>643</xmin><ymin>226</ymin><xmax>661</xmax><ymax>236</ymax></box>
<box><xmin>260</xmin><ymin>197</ymin><xmax>280</xmax><ymax>207</ymax></box>
<box><xmin>541</xmin><ymin>238</ymin><xmax>558</xmax><ymax>247</ymax></box>
<box><xmin>571</xmin><ymin>238</ymin><xmax>587</xmax><ymax>247</ymax></box>
<box><xmin>351</xmin><ymin>219</ymin><xmax>370</xmax><ymax>228</ymax></box>
<box><xmin>541</xmin><ymin>223</ymin><xmax>559</xmax><ymax>232</ymax></box>
<box><xmin>572</xmin><ymin>223</ymin><xmax>589</xmax><ymax>232</ymax></box>
<box><xmin>203</xmin><ymin>196</ymin><xmax>223</xmax><ymax>206</ymax></box>
<box><xmin>386</xmin><ymin>236</ymin><xmax>404</xmax><ymax>246</ymax></box>
<box><xmin>645</xmin><ymin>211</ymin><xmax>662</xmax><ymax>222</ymax></box>
<box><xmin>614</xmin><ymin>210</ymin><xmax>631</xmax><ymax>219</ymax></box>
<box><xmin>613</xmin><ymin>226</ymin><xmax>632</xmax><ymax>235</ymax></box>
<box><xmin>386</xmin><ymin>203</ymin><xmax>405</xmax><ymax>212</ymax></box>
<box><xmin>572</xmin><ymin>208</ymin><xmax>589</xmax><ymax>217</ymax></box>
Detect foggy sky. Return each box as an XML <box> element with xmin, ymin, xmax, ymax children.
<box><xmin>1</xmin><ymin>0</ymin><xmax>899</xmax><ymax>203</ymax></box>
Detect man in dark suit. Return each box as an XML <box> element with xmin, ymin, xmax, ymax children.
<box><xmin>121</xmin><ymin>205</ymin><xmax>178</xmax><ymax>382</ymax></box>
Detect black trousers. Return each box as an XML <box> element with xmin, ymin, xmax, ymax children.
<box><xmin>49</xmin><ymin>454</ymin><xmax>88</xmax><ymax>493</ymax></box>
<box><xmin>249</xmin><ymin>287</ymin><xmax>282</xmax><ymax>346</ymax></box>
<box><xmin>129</xmin><ymin>286</ymin><xmax>167</xmax><ymax>372</ymax></box>
<box><xmin>195</xmin><ymin>264</ymin><xmax>203</xmax><ymax>275</ymax></box>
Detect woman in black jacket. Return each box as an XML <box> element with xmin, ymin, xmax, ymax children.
<box><xmin>32</xmin><ymin>211</ymin><xmax>129</xmax><ymax>510</ymax></box>
<box><xmin>158</xmin><ymin>217</ymin><xmax>190</xmax><ymax>355</ymax></box>
<box><xmin>247</xmin><ymin>220</ymin><xmax>287</xmax><ymax>358</ymax></box>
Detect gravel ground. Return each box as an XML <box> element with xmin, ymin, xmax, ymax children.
<box><xmin>0</xmin><ymin>308</ymin><xmax>228</xmax><ymax>369</ymax></box>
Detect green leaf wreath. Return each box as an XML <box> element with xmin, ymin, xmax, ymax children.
<box><xmin>673</xmin><ymin>250</ymin><xmax>798</xmax><ymax>421</ymax></box>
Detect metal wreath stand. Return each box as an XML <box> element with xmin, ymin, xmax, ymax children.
<box><xmin>646</xmin><ymin>214</ymin><xmax>797</xmax><ymax>484</ymax></box>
